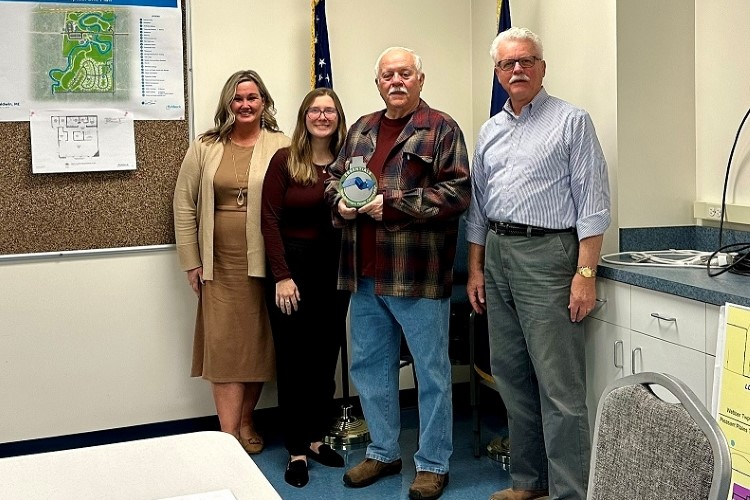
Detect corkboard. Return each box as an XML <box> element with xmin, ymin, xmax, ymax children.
<box><xmin>0</xmin><ymin>2</ymin><xmax>189</xmax><ymax>256</ymax></box>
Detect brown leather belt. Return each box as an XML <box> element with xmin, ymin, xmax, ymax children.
<box><xmin>488</xmin><ymin>221</ymin><xmax>576</xmax><ymax>237</ymax></box>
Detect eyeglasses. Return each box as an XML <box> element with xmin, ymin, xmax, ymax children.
<box><xmin>495</xmin><ymin>56</ymin><xmax>541</xmax><ymax>72</ymax></box>
<box><xmin>306</xmin><ymin>107</ymin><xmax>338</xmax><ymax>119</ymax></box>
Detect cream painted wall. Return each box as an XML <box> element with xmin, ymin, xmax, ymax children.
<box><xmin>695</xmin><ymin>1</ymin><xmax>750</xmax><ymax>206</ymax></box>
<box><xmin>2</xmin><ymin>0</ymin><xmax>746</xmax><ymax>445</ymax></box>
<box><xmin>190</xmin><ymin>0</ymin><xmax>473</xmax><ymax>152</ymax></box>
<box><xmin>617</xmin><ymin>0</ymin><xmax>696</xmax><ymax>228</ymax></box>
<box><xmin>0</xmin><ymin>249</ymin><xmax>222</xmax><ymax>442</ymax></box>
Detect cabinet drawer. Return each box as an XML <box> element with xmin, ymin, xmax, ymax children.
<box><xmin>630</xmin><ymin>331</ymin><xmax>707</xmax><ymax>406</ymax></box>
<box><xmin>590</xmin><ymin>279</ymin><xmax>630</xmax><ymax>328</ymax></box>
<box><xmin>630</xmin><ymin>286</ymin><xmax>705</xmax><ymax>352</ymax></box>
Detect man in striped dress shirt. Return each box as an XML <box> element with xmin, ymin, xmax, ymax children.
<box><xmin>466</xmin><ymin>27</ymin><xmax>611</xmax><ymax>500</ymax></box>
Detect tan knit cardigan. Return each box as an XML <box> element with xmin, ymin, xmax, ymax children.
<box><xmin>173</xmin><ymin>130</ymin><xmax>291</xmax><ymax>280</ymax></box>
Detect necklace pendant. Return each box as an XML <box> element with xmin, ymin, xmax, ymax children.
<box><xmin>237</xmin><ymin>189</ymin><xmax>245</xmax><ymax>206</ymax></box>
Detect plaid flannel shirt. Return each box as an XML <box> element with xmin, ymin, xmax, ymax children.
<box><xmin>324</xmin><ymin>100</ymin><xmax>471</xmax><ymax>299</ymax></box>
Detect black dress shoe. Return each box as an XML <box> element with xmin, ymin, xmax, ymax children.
<box><xmin>306</xmin><ymin>443</ymin><xmax>345</xmax><ymax>468</ymax></box>
<box><xmin>284</xmin><ymin>458</ymin><xmax>309</xmax><ymax>488</ymax></box>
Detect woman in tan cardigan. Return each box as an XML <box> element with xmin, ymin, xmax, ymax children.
<box><xmin>173</xmin><ymin>70</ymin><xmax>290</xmax><ymax>454</ymax></box>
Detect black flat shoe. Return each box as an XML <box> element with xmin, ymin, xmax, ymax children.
<box><xmin>284</xmin><ymin>458</ymin><xmax>309</xmax><ymax>488</ymax></box>
<box><xmin>306</xmin><ymin>443</ymin><xmax>345</xmax><ymax>468</ymax></box>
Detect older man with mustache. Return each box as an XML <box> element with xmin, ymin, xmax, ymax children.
<box><xmin>466</xmin><ymin>27</ymin><xmax>611</xmax><ymax>500</ymax></box>
<box><xmin>324</xmin><ymin>46</ymin><xmax>471</xmax><ymax>500</ymax></box>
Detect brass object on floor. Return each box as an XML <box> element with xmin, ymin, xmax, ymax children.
<box><xmin>325</xmin><ymin>404</ymin><xmax>370</xmax><ymax>449</ymax></box>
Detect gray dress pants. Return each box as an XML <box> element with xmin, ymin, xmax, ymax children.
<box><xmin>484</xmin><ymin>231</ymin><xmax>590</xmax><ymax>500</ymax></box>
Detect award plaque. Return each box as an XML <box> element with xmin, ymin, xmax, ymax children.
<box><xmin>339</xmin><ymin>156</ymin><xmax>377</xmax><ymax>208</ymax></box>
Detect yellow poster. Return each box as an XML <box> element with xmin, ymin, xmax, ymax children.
<box><xmin>715</xmin><ymin>303</ymin><xmax>750</xmax><ymax>499</ymax></box>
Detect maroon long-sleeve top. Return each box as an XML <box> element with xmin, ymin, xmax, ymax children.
<box><xmin>261</xmin><ymin>147</ymin><xmax>338</xmax><ymax>282</ymax></box>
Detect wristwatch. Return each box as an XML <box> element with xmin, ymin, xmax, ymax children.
<box><xmin>576</xmin><ymin>266</ymin><xmax>597</xmax><ymax>278</ymax></box>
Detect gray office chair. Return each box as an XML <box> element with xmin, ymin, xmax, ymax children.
<box><xmin>587</xmin><ymin>372</ymin><xmax>731</xmax><ymax>500</ymax></box>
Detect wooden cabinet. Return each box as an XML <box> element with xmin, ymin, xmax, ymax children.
<box><xmin>585</xmin><ymin>279</ymin><xmax>720</xmax><ymax>427</ymax></box>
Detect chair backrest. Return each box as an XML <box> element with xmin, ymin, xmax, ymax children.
<box><xmin>450</xmin><ymin>213</ymin><xmax>469</xmax><ymax>306</ymax></box>
<box><xmin>587</xmin><ymin>372</ymin><xmax>731</xmax><ymax>500</ymax></box>
<box><xmin>454</xmin><ymin>213</ymin><xmax>469</xmax><ymax>283</ymax></box>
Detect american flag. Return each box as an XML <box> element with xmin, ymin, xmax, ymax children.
<box><xmin>311</xmin><ymin>0</ymin><xmax>333</xmax><ymax>89</ymax></box>
<box><xmin>490</xmin><ymin>0</ymin><xmax>511</xmax><ymax>116</ymax></box>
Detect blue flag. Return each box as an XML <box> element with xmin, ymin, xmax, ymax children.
<box><xmin>490</xmin><ymin>0</ymin><xmax>511</xmax><ymax>116</ymax></box>
<box><xmin>312</xmin><ymin>0</ymin><xmax>333</xmax><ymax>89</ymax></box>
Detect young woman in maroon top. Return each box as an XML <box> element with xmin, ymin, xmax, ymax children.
<box><xmin>261</xmin><ymin>87</ymin><xmax>350</xmax><ymax>488</ymax></box>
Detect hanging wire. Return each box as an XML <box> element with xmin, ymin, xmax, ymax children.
<box><xmin>707</xmin><ymin>106</ymin><xmax>750</xmax><ymax>277</ymax></box>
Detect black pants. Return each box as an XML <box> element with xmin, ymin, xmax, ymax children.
<box><xmin>267</xmin><ymin>237</ymin><xmax>350</xmax><ymax>456</ymax></box>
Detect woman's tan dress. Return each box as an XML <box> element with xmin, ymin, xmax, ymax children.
<box><xmin>191</xmin><ymin>143</ymin><xmax>275</xmax><ymax>382</ymax></box>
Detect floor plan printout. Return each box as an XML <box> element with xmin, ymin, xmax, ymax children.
<box><xmin>714</xmin><ymin>303</ymin><xmax>750</xmax><ymax>499</ymax></box>
<box><xmin>30</xmin><ymin>108</ymin><xmax>135</xmax><ymax>173</ymax></box>
<box><xmin>0</xmin><ymin>0</ymin><xmax>184</xmax><ymax>121</ymax></box>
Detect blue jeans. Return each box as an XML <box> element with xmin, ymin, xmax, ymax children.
<box><xmin>349</xmin><ymin>278</ymin><xmax>453</xmax><ymax>474</ymax></box>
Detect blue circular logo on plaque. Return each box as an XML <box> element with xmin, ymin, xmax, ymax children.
<box><xmin>340</xmin><ymin>165</ymin><xmax>378</xmax><ymax>208</ymax></box>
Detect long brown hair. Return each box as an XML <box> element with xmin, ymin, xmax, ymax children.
<box><xmin>200</xmin><ymin>69</ymin><xmax>281</xmax><ymax>143</ymax></box>
<box><xmin>287</xmin><ymin>87</ymin><xmax>347</xmax><ymax>185</ymax></box>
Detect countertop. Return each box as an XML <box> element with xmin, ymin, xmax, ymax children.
<box><xmin>598</xmin><ymin>260</ymin><xmax>750</xmax><ymax>308</ymax></box>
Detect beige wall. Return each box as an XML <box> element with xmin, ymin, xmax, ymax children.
<box><xmin>190</xmin><ymin>0</ymin><xmax>473</xmax><ymax>152</ymax></box>
<box><xmin>1</xmin><ymin>0</ymin><xmax>748</xmax><ymax>444</ymax></box>
<box><xmin>696</xmin><ymin>1</ymin><xmax>750</xmax><ymax>206</ymax></box>
<box><xmin>616</xmin><ymin>0</ymin><xmax>696</xmax><ymax>228</ymax></box>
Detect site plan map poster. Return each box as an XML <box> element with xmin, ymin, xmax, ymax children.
<box><xmin>0</xmin><ymin>0</ymin><xmax>184</xmax><ymax>121</ymax></box>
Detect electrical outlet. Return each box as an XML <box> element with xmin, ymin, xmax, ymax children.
<box><xmin>707</xmin><ymin>206</ymin><xmax>722</xmax><ymax>219</ymax></box>
<box><xmin>694</xmin><ymin>201</ymin><xmax>750</xmax><ymax>225</ymax></box>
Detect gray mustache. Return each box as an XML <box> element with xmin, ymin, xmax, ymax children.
<box><xmin>509</xmin><ymin>75</ymin><xmax>530</xmax><ymax>84</ymax></box>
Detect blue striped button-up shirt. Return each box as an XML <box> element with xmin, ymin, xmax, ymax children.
<box><xmin>466</xmin><ymin>88</ymin><xmax>611</xmax><ymax>246</ymax></box>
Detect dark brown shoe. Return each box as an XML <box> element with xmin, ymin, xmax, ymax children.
<box><xmin>343</xmin><ymin>458</ymin><xmax>403</xmax><ymax>488</ymax></box>
<box><xmin>409</xmin><ymin>471</ymin><xmax>449</xmax><ymax>500</ymax></box>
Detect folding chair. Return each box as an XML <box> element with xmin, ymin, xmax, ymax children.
<box><xmin>587</xmin><ymin>372</ymin><xmax>731</xmax><ymax>500</ymax></box>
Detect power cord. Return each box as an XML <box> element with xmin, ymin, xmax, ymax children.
<box><xmin>708</xmin><ymin>243</ymin><xmax>750</xmax><ymax>277</ymax></box>
<box><xmin>707</xmin><ymin>105</ymin><xmax>750</xmax><ymax>278</ymax></box>
<box><xmin>602</xmin><ymin>249</ymin><xmax>736</xmax><ymax>269</ymax></box>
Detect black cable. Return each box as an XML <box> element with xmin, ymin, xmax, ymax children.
<box><xmin>707</xmin><ymin>106</ymin><xmax>750</xmax><ymax>277</ymax></box>
<box><xmin>708</xmin><ymin>242</ymin><xmax>750</xmax><ymax>277</ymax></box>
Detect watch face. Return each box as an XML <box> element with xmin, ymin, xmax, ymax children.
<box><xmin>578</xmin><ymin>267</ymin><xmax>594</xmax><ymax>278</ymax></box>
<box><xmin>340</xmin><ymin>165</ymin><xmax>377</xmax><ymax>208</ymax></box>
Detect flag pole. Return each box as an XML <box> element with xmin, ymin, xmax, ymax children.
<box><xmin>313</xmin><ymin>0</ymin><xmax>369</xmax><ymax>448</ymax></box>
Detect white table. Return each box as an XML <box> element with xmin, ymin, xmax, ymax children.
<box><xmin>0</xmin><ymin>431</ymin><xmax>281</xmax><ymax>499</ymax></box>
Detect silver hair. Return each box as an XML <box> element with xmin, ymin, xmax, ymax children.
<box><xmin>489</xmin><ymin>27</ymin><xmax>544</xmax><ymax>63</ymax></box>
<box><xmin>373</xmin><ymin>46</ymin><xmax>423</xmax><ymax>79</ymax></box>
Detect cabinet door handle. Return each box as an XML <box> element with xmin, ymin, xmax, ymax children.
<box><xmin>650</xmin><ymin>312</ymin><xmax>676</xmax><ymax>322</ymax></box>
<box><xmin>631</xmin><ymin>347</ymin><xmax>642</xmax><ymax>375</ymax></box>
<box><xmin>613</xmin><ymin>340</ymin><xmax>623</xmax><ymax>368</ymax></box>
<box><xmin>595</xmin><ymin>298</ymin><xmax>607</xmax><ymax>306</ymax></box>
